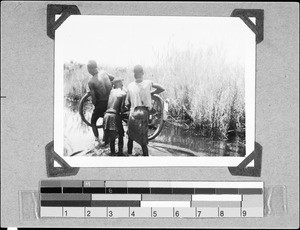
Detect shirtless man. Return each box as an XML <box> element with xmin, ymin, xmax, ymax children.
<box><xmin>87</xmin><ymin>60</ymin><xmax>114</xmax><ymax>146</ymax></box>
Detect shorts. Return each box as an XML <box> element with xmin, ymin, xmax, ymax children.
<box><xmin>103</xmin><ymin>112</ymin><xmax>124</xmax><ymax>143</ymax></box>
<box><xmin>128</xmin><ymin>106</ymin><xmax>149</xmax><ymax>146</ymax></box>
<box><xmin>91</xmin><ymin>101</ymin><xmax>108</xmax><ymax>125</ymax></box>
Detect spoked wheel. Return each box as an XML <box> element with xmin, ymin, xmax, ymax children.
<box><xmin>78</xmin><ymin>93</ymin><xmax>165</xmax><ymax>140</ymax></box>
<box><xmin>148</xmin><ymin>94</ymin><xmax>165</xmax><ymax>140</ymax></box>
<box><xmin>78</xmin><ymin>92</ymin><xmax>103</xmax><ymax>128</ymax></box>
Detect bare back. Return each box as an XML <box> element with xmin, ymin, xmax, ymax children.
<box><xmin>88</xmin><ymin>70</ymin><xmax>112</xmax><ymax>103</ymax></box>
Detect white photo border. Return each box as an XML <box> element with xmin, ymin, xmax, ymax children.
<box><xmin>54</xmin><ymin>15</ymin><xmax>255</xmax><ymax>167</ymax></box>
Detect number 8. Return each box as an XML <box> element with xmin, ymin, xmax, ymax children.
<box><xmin>220</xmin><ymin>210</ymin><xmax>224</xmax><ymax>217</ymax></box>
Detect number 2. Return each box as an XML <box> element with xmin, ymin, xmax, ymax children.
<box><xmin>86</xmin><ymin>210</ymin><xmax>91</xmax><ymax>217</ymax></box>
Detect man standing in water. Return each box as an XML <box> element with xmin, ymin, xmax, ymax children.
<box><xmin>87</xmin><ymin>60</ymin><xmax>114</xmax><ymax>147</ymax></box>
<box><xmin>126</xmin><ymin>65</ymin><xmax>165</xmax><ymax>156</ymax></box>
<box><xmin>103</xmin><ymin>77</ymin><xmax>127</xmax><ymax>156</ymax></box>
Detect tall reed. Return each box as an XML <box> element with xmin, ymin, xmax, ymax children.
<box><xmin>63</xmin><ymin>45</ymin><xmax>245</xmax><ymax>141</ymax></box>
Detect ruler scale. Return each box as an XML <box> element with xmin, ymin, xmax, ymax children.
<box><xmin>40</xmin><ymin>181</ymin><xmax>264</xmax><ymax>218</ymax></box>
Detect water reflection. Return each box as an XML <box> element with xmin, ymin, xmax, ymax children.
<box><xmin>64</xmin><ymin>99</ymin><xmax>245</xmax><ymax>157</ymax></box>
<box><xmin>153</xmin><ymin>122</ymin><xmax>245</xmax><ymax>157</ymax></box>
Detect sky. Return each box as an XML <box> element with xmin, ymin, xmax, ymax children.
<box><xmin>56</xmin><ymin>15</ymin><xmax>255</xmax><ymax>68</ymax></box>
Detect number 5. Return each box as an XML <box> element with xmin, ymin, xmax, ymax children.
<box><xmin>152</xmin><ymin>210</ymin><xmax>157</xmax><ymax>217</ymax></box>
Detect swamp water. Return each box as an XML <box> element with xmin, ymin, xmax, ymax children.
<box><xmin>64</xmin><ymin>99</ymin><xmax>245</xmax><ymax>157</ymax></box>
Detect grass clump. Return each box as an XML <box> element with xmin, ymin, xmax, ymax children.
<box><xmin>63</xmin><ymin>45</ymin><xmax>245</xmax><ymax>142</ymax></box>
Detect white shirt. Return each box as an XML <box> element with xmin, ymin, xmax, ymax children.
<box><xmin>126</xmin><ymin>79</ymin><xmax>153</xmax><ymax>112</ymax></box>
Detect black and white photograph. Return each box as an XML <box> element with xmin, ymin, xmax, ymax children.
<box><xmin>54</xmin><ymin>15</ymin><xmax>255</xmax><ymax>167</ymax></box>
<box><xmin>2</xmin><ymin>2</ymin><xmax>300</xmax><ymax>229</ymax></box>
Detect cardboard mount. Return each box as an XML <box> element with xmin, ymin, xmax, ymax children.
<box><xmin>46</xmin><ymin>4</ymin><xmax>263</xmax><ymax>177</ymax></box>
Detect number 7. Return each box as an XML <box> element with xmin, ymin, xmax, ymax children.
<box><xmin>197</xmin><ymin>210</ymin><xmax>201</xmax><ymax>217</ymax></box>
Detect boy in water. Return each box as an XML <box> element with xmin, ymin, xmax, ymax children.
<box><xmin>103</xmin><ymin>77</ymin><xmax>127</xmax><ymax>156</ymax></box>
<box><xmin>126</xmin><ymin>65</ymin><xmax>165</xmax><ymax>156</ymax></box>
